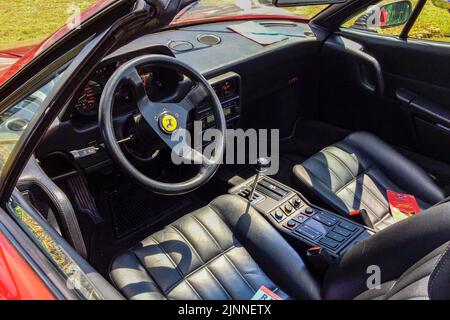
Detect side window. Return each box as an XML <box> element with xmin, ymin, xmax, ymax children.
<box><xmin>0</xmin><ymin>73</ymin><xmax>63</xmax><ymax>174</ymax></box>
<box><xmin>342</xmin><ymin>0</ymin><xmax>416</xmax><ymax>37</ymax></box>
<box><xmin>342</xmin><ymin>0</ymin><xmax>450</xmax><ymax>44</ymax></box>
<box><xmin>409</xmin><ymin>0</ymin><xmax>450</xmax><ymax>43</ymax></box>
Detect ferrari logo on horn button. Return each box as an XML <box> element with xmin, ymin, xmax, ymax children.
<box><xmin>159</xmin><ymin>112</ymin><xmax>178</xmax><ymax>134</ymax></box>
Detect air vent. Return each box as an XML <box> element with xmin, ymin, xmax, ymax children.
<box><xmin>197</xmin><ymin>34</ymin><xmax>221</xmax><ymax>46</ymax></box>
<box><xmin>168</xmin><ymin>40</ymin><xmax>194</xmax><ymax>52</ymax></box>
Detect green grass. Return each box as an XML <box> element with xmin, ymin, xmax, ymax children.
<box><xmin>410</xmin><ymin>1</ymin><xmax>450</xmax><ymax>41</ymax></box>
<box><xmin>0</xmin><ymin>0</ymin><xmax>95</xmax><ymax>50</ymax></box>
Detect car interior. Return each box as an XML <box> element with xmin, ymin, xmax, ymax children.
<box><xmin>9</xmin><ymin>0</ymin><xmax>450</xmax><ymax>300</ymax></box>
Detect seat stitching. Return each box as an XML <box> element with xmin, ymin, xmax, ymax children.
<box><xmin>388</xmin><ymin>273</ymin><xmax>433</xmax><ymax>299</ymax></box>
<box><xmin>429</xmin><ymin>243</ymin><xmax>450</xmax><ymax>298</ymax></box>
<box><xmin>301</xmin><ymin>165</ymin><xmax>337</xmax><ymax>191</ymax></box>
<box><xmin>359</xmin><ymin>181</ymin><xmax>389</xmax><ymax>210</ymax></box>
<box><xmin>118</xmin><ymin>250</ymin><xmax>166</xmax><ymax>299</ymax></box>
<box><xmin>165</xmin><ymin>245</ymin><xmax>236</xmax><ymax>295</ymax></box>
<box><xmin>335</xmin><ymin>176</ymin><xmax>358</xmax><ymax>195</ymax></box>
<box><xmin>301</xmin><ymin>166</ymin><xmax>355</xmax><ymax>211</ymax></box>
<box><xmin>199</xmin><ymin>204</ymin><xmax>242</xmax><ymax>246</ymax></box>
<box><xmin>322</xmin><ymin>149</ymin><xmax>357</xmax><ymax>179</ymax></box>
<box><xmin>223</xmin><ymin>252</ymin><xmax>257</xmax><ymax>293</ymax></box>
<box><xmin>205</xmin><ymin>266</ymin><xmax>233</xmax><ymax>300</ymax></box>
<box><xmin>336</xmin><ymin>171</ymin><xmax>390</xmax><ymax>212</ymax></box>
<box><xmin>148</xmin><ymin>235</ymin><xmax>203</xmax><ymax>300</ymax></box>
<box><xmin>169</xmin><ymin>225</ymin><xmax>205</xmax><ymax>263</ymax></box>
<box><xmin>400</xmin><ymin>248</ymin><xmax>445</xmax><ymax>279</ymax></box>
<box><xmin>356</xmin><ymin>172</ymin><xmax>390</xmax><ymax>209</ymax></box>
<box><xmin>309</xmin><ymin>156</ymin><xmax>346</xmax><ymax>186</ymax></box>
<box><xmin>191</xmin><ymin>215</ymin><xmax>223</xmax><ymax>251</ymax></box>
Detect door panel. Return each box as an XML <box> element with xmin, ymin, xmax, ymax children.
<box><xmin>318</xmin><ymin>29</ymin><xmax>450</xmax><ymax>164</ymax></box>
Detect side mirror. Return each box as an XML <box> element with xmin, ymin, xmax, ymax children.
<box><xmin>352</xmin><ymin>0</ymin><xmax>413</xmax><ymax>30</ymax></box>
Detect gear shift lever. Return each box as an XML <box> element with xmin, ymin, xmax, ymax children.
<box><xmin>249</xmin><ymin>157</ymin><xmax>271</xmax><ymax>202</ymax></box>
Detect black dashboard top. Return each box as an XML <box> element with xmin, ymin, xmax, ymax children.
<box><xmin>106</xmin><ymin>20</ymin><xmax>317</xmax><ymax>76</ymax></box>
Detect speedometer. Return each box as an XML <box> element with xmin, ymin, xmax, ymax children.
<box><xmin>74</xmin><ymin>81</ymin><xmax>102</xmax><ymax>116</ymax></box>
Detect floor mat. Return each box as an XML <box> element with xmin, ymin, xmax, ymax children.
<box><xmin>109</xmin><ymin>184</ymin><xmax>196</xmax><ymax>239</ymax></box>
<box><xmin>89</xmin><ymin>186</ymin><xmax>204</xmax><ymax>276</ymax></box>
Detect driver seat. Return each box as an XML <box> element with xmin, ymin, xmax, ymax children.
<box><xmin>110</xmin><ymin>195</ymin><xmax>450</xmax><ymax>300</ymax></box>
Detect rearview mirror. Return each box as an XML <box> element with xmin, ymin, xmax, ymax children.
<box><xmin>273</xmin><ymin>0</ymin><xmax>347</xmax><ymax>7</ymax></box>
<box><xmin>352</xmin><ymin>0</ymin><xmax>413</xmax><ymax>30</ymax></box>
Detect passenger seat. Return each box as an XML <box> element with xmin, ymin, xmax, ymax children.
<box><xmin>292</xmin><ymin>132</ymin><xmax>445</xmax><ymax>231</ymax></box>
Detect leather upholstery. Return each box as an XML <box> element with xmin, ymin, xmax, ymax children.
<box><xmin>323</xmin><ymin>202</ymin><xmax>450</xmax><ymax>300</ymax></box>
<box><xmin>110</xmin><ymin>194</ymin><xmax>450</xmax><ymax>300</ymax></box>
<box><xmin>293</xmin><ymin>132</ymin><xmax>444</xmax><ymax>231</ymax></box>
<box><xmin>354</xmin><ymin>242</ymin><xmax>449</xmax><ymax>300</ymax></box>
<box><xmin>110</xmin><ymin>194</ymin><xmax>320</xmax><ymax>300</ymax></box>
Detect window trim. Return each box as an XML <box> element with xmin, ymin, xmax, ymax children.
<box><xmin>399</xmin><ymin>0</ymin><xmax>427</xmax><ymax>39</ymax></box>
<box><xmin>340</xmin><ymin>0</ymin><xmax>449</xmax><ymax>45</ymax></box>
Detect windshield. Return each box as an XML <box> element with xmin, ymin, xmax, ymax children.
<box><xmin>173</xmin><ymin>0</ymin><xmax>330</xmax><ymax>24</ymax></box>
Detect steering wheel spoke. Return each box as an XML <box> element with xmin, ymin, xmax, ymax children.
<box><xmin>179</xmin><ymin>83</ymin><xmax>209</xmax><ymax>112</ymax></box>
<box><xmin>126</xmin><ymin>68</ymin><xmax>152</xmax><ymax>109</ymax></box>
<box><xmin>174</xmin><ymin>141</ymin><xmax>214</xmax><ymax>166</ymax></box>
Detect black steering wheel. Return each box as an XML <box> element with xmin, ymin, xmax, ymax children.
<box><xmin>99</xmin><ymin>55</ymin><xmax>226</xmax><ymax>195</ymax></box>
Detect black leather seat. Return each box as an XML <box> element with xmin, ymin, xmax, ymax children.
<box><xmin>110</xmin><ymin>195</ymin><xmax>321</xmax><ymax>300</ymax></box>
<box><xmin>292</xmin><ymin>132</ymin><xmax>445</xmax><ymax>231</ymax></box>
<box><xmin>110</xmin><ymin>195</ymin><xmax>450</xmax><ymax>300</ymax></box>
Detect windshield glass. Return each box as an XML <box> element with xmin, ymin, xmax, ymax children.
<box><xmin>0</xmin><ymin>71</ymin><xmax>63</xmax><ymax>174</ymax></box>
<box><xmin>0</xmin><ymin>1</ymin><xmax>100</xmax><ymax>51</ymax></box>
<box><xmin>173</xmin><ymin>0</ymin><xmax>330</xmax><ymax>23</ymax></box>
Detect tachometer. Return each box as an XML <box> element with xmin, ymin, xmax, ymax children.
<box><xmin>74</xmin><ymin>81</ymin><xmax>102</xmax><ymax>116</ymax></box>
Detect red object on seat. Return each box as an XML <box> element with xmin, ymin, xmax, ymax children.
<box><xmin>387</xmin><ymin>190</ymin><xmax>420</xmax><ymax>216</ymax></box>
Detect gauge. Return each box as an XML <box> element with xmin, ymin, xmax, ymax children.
<box><xmin>74</xmin><ymin>81</ymin><xmax>102</xmax><ymax>116</ymax></box>
<box><xmin>140</xmin><ymin>71</ymin><xmax>154</xmax><ymax>92</ymax></box>
<box><xmin>222</xmin><ymin>80</ymin><xmax>235</xmax><ymax>98</ymax></box>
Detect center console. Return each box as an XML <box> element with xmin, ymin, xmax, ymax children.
<box><xmin>195</xmin><ymin>72</ymin><xmax>241</xmax><ymax>131</ymax></box>
<box><xmin>230</xmin><ymin>175</ymin><xmax>373</xmax><ymax>257</ymax></box>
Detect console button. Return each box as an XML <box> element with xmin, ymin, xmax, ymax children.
<box><xmin>284</xmin><ymin>204</ymin><xmax>294</xmax><ymax>215</ymax></box>
<box><xmin>290</xmin><ymin>197</ymin><xmax>302</xmax><ymax>208</ymax></box>
<box><xmin>339</xmin><ymin>221</ymin><xmax>358</xmax><ymax>232</ymax></box>
<box><xmin>313</xmin><ymin>212</ymin><xmax>337</xmax><ymax>227</ymax></box>
<box><xmin>271</xmin><ymin>210</ymin><xmax>285</xmax><ymax>222</ymax></box>
<box><xmin>295</xmin><ymin>225</ymin><xmax>322</xmax><ymax>240</ymax></box>
<box><xmin>332</xmin><ymin>226</ymin><xmax>352</xmax><ymax>237</ymax></box>
<box><xmin>294</xmin><ymin>214</ymin><xmax>308</xmax><ymax>224</ymax></box>
<box><xmin>285</xmin><ymin>219</ymin><xmax>297</xmax><ymax>229</ymax></box>
<box><xmin>326</xmin><ymin>232</ymin><xmax>346</xmax><ymax>243</ymax></box>
<box><xmin>304</xmin><ymin>207</ymin><xmax>314</xmax><ymax>215</ymax></box>
<box><xmin>319</xmin><ymin>237</ymin><xmax>339</xmax><ymax>249</ymax></box>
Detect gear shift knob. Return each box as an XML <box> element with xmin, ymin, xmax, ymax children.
<box><xmin>248</xmin><ymin>157</ymin><xmax>271</xmax><ymax>202</ymax></box>
<box><xmin>255</xmin><ymin>157</ymin><xmax>271</xmax><ymax>173</ymax></box>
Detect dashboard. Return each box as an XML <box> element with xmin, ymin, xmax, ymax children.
<box><xmin>38</xmin><ymin>19</ymin><xmax>320</xmax><ymax>178</ymax></box>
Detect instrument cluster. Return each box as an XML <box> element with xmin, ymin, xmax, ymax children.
<box><xmin>71</xmin><ymin>59</ymin><xmax>180</xmax><ymax>119</ymax></box>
